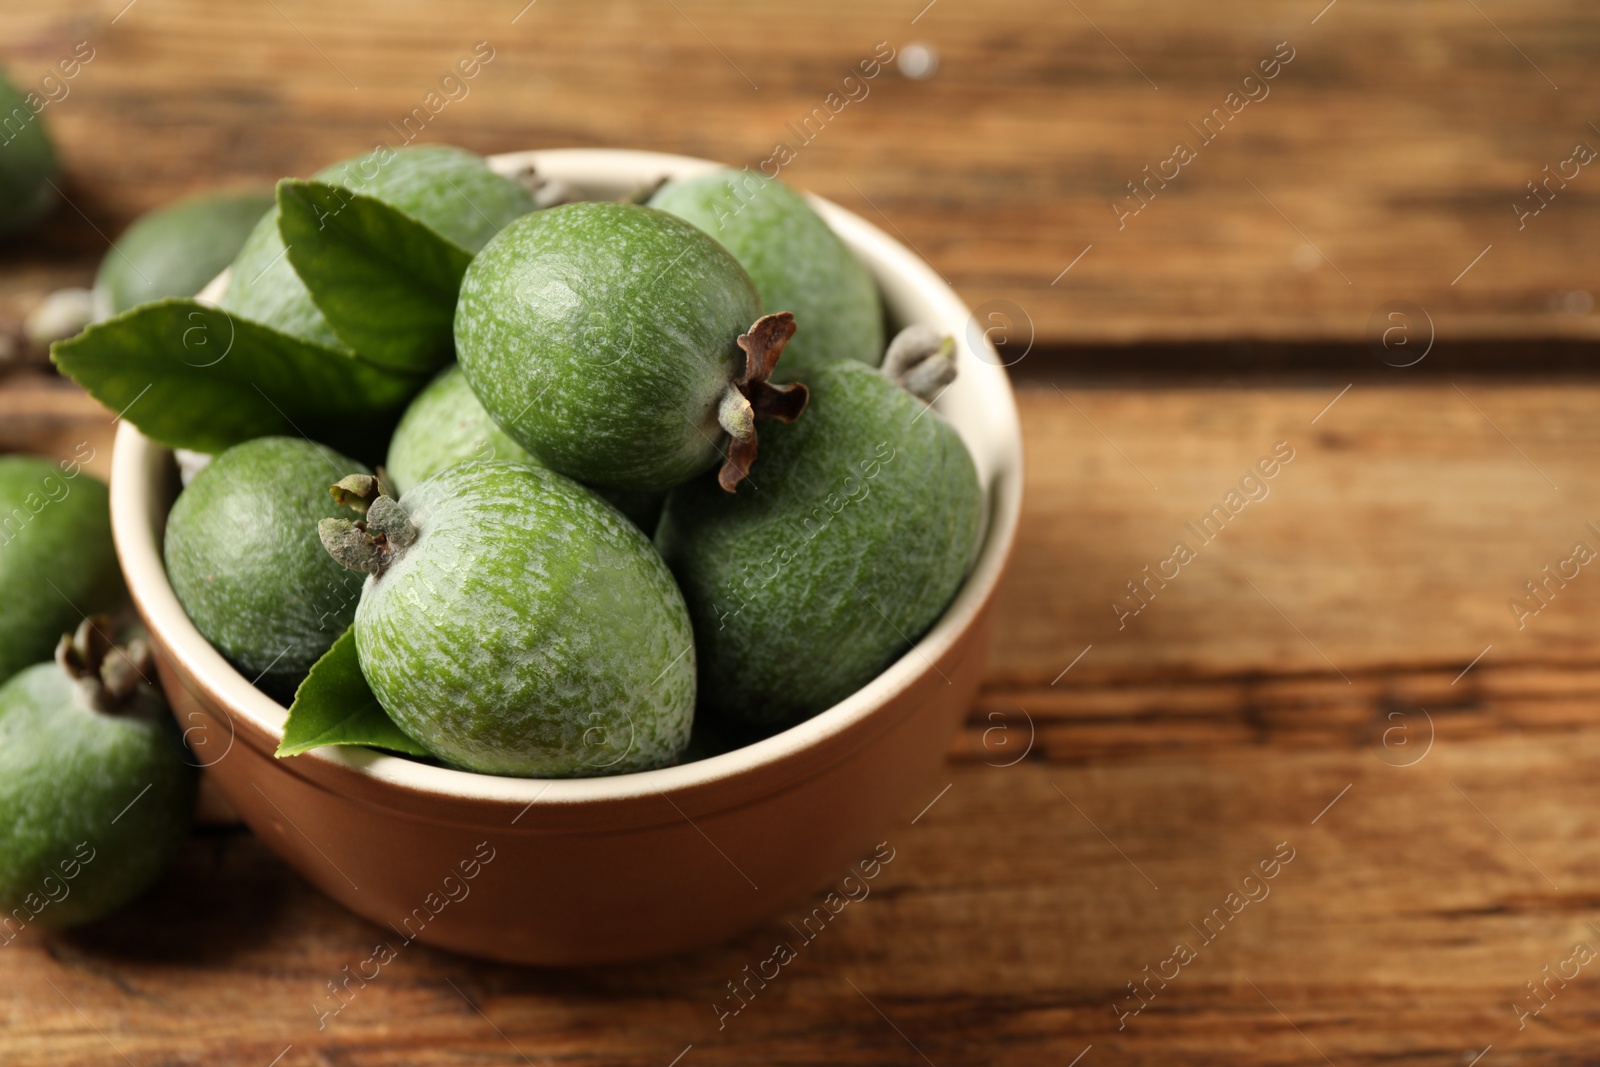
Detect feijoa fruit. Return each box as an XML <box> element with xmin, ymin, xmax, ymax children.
<box><xmin>454</xmin><ymin>201</ymin><xmax>808</xmax><ymax>493</ymax></box>
<box><xmin>655</xmin><ymin>337</ymin><xmax>980</xmax><ymax>730</ymax></box>
<box><xmin>650</xmin><ymin>170</ymin><xmax>883</xmax><ymax>378</ymax></box>
<box><xmin>0</xmin><ymin>455</ymin><xmax>123</xmax><ymax>686</ymax></box>
<box><xmin>164</xmin><ymin>437</ymin><xmax>370</xmax><ymax>701</ymax></box>
<box><xmin>0</xmin><ymin>621</ymin><xmax>196</xmax><ymax>928</ymax></box>
<box><xmin>321</xmin><ymin>461</ymin><xmax>695</xmax><ymax>776</ymax></box>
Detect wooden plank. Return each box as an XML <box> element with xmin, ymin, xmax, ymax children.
<box><xmin>995</xmin><ymin>381</ymin><xmax>1600</xmax><ymax>684</ymax></box>
<box><xmin>4</xmin><ymin>382</ymin><xmax>1600</xmax><ymax>1063</ymax></box>
<box><xmin>0</xmin><ymin>374</ymin><xmax>115</xmax><ymax>479</ymax></box>
<box><xmin>3</xmin><ymin>0</ymin><xmax>1599</xmax><ymax>346</ymax></box>
<box><xmin>4</xmin><ymin>687</ymin><xmax>1597</xmax><ymax>1065</ymax></box>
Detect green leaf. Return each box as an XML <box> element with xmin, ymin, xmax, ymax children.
<box><xmin>51</xmin><ymin>299</ymin><xmax>424</xmax><ymax>457</ymax></box>
<box><xmin>277</xmin><ymin>628</ymin><xmax>432</xmax><ymax>758</ymax></box>
<box><xmin>277</xmin><ymin>179</ymin><xmax>472</xmax><ymax>376</ymax></box>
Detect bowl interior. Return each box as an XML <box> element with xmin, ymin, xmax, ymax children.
<box><xmin>114</xmin><ymin>148</ymin><xmax>1025</xmax><ymax>808</ymax></box>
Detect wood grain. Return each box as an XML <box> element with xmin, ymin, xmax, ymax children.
<box><xmin>997</xmin><ymin>381</ymin><xmax>1600</xmax><ymax>683</ymax></box>
<box><xmin>0</xmin><ymin>374</ymin><xmax>115</xmax><ymax>479</ymax></box>
<box><xmin>6</xmin><ymin>381</ymin><xmax>1600</xmax><ymax>1064</ymax></box>
<box><xmin>3</xmin><ymin>0</ymin><xmax>1600</xmax><ymax>347</ymax></box>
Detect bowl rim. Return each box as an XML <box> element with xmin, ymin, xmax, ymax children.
<box><xmin>110</xmin><ymin>147</ymin><xmax>1025</xmax><ymax>808</ymax></box>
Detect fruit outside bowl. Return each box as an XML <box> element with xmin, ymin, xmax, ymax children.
<box><xmin>108</xmin><ymin>148</ymin><xmax>1025</xmax><ymax>965</ymax></box>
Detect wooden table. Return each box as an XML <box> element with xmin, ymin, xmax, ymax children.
<box><xmin>5</xmin><ymin>0</ymin><xmax>1600</xmax><ymax>352</ymax></box>
<box><xmin>6</xmin><ymin>1</ymin><xmax>1600</xmax><ymax>1063</ymax></box>
<box><xmin>10</xmin><ymin>375</ymin><xmax>1600</xmax><ymax>1065</ymax></box>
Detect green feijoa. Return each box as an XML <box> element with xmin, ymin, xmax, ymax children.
<box><xmin>385</xmin><ymin>364</ymin><xmax>534</xmax><ymax>494</ymax></box>
<box><xmin>0</xmin><ymin>622</ymin><xmax>196</xmax><ymax>929</ymax></box>
<box><xmin>455</xmin><ymin>202</ymin><xmax>809</xmax><ymax>493</ymax></box>
<box><xmin>655</xmin><ymin>337</ymin><xmax>981</xmax><ymax>731</ymax></box>
<box><xmin>221</xmin><ymin>145</ymin><xmax>535</xmax><ymax>348</ymax></box>
<box><xmin>221</xmin><ymin>202</ymin><xmax>347</xmax><ymax>350</ymax></box>
<box><xmin>0</xmin><ymin>455</ymin><xmax>124</xmax><ymax>686</ymax></box>
<box><xmin>164</xmin><ymin>437</ymin><xmax>370</xmax><ymax>701</ymax></box>
<box><xmin>650</xmin><ymin>170</ymin><xmax>883</xmax><ymax>379</ymax></box>
<box><xmin>385</xmin><ymin>365</ymin><xmax>664</xmax><ymax>530</ymax></box>
<box><xmin>94</xmin><ymin>190</ymin><xmax>275</xmax><ymax>317</ymax></box>
<box><xmin>0</xmin><ymin>68</ymin><xmax>57</xmax><ymax>239</ymax></box>
<box><xmin>320</xmin><ymin>461</ymin><xmax>695</xmax><ymax>777</ymax></box>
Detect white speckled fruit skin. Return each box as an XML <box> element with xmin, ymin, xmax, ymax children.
<box><xmin>354</xmin><ymin>461</ymin><xmax>695</xmax><ymax>777</ymax></box>
<box><xmin>656</xmin><ymin>363</ymin><xmax>982</xmax><ymax>731</ymax></box>
<box><xmin>454</xmin><ymin>202</ymin><xmax>760</xmax><ymax>491</ymax></box>
<box><xmin>649</xmin><ymin>170</ymin><xmax>884</xmax><ymax>379</ymax></box>
<box><xmin>385</xmin><ymin>364</ymin><xmax>537</xmax><ymax>496</ymax></box>
<box><xmin>163</xmin><ymin>437</ymin><xmax>369</xmax><ymax>702</ymax></box>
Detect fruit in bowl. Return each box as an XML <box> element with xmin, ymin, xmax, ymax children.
<box><xmin>384</xmin><ymin>365</ymin><xmax>665</xmax><ymax>530</ymax></box>
<box><xmin>163</xmin><ymin>437</ymin><xmax>371</xmax><ymax>702</ymax></box>
<box><xmin>73</xmin><ymin>148</ymin><xmax>1020</xmax><ymax>964</ymax></box>
<box><xmin>648</xmin><ymin>169</ymin><xmax>884</xmax><ymax>379</ymax></box>
<box><xmin>455</xmin><ymin>201</ymin><xmax>807</xmax><ymax>493</ymax></box>
<box><xmin>94</xmin><ymin>189</ymin><xmax>276</xmax><ymax>318</ymax></box>
<box><xmin>656</xmin><ymin>339</ymin><xmax>980</xmax><ymax>734</ymax></box>
<box><xmin>321</xmin><ymin>460</ymin><xmax>696</xmax><ymax>776</ymax></box>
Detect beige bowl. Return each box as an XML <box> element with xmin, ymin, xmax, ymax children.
<box><xmin>110</xmin><ymin>149</ymin><xmax>1024</xmax><ymax>965</ymax></box>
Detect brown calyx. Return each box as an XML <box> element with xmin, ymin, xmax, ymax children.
<box><xmin>55</xmin><ymin>615</ymin><xmax>153</xmax><ymax>713</ymax></box>
<box><xmin>717</xmin><ymin>311</ymin><xmax>810</xmax><ymax>493</ymax></box>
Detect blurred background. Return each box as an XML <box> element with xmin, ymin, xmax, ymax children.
<box><xmin>6</xmin><ymin>1</ymin><xmax>1600</xmax><ymax>1064</ymax></box>
<box><xmin>7</xmin><ymin>0</ymin><xmax>1598</xmax><ymax>349</ymax></box>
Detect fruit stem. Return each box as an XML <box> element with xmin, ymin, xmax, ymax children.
<box><xmin>717</xmin><ymin>312</ymin><xmax>810</xmax><ymax>493</ymax></box>
<box><xmin>509</xmin><ymin>162</ymin><xmax>573</xmax><ymax>209</ymax></box>
<box><xmin>54</xmin><ymin>615</ymin><xmax>153</xmax><ymax>713</ymax></box>
<box><xmin>882</xmin><ymin>324</ymin><xmax>958</xmax><ymax>402</ymax></box>
<box><xmin>624</xmin><ymin>176</ymin><xmax>669</xmax><ymax>204</ymax></box>
<box><xmin>717</xmin><ymin>389</ymin><xmax>755</xmax><ymax>444</ymax></box>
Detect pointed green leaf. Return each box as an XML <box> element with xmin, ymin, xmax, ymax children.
<box><xmin>51</xmin><ymin>299</ymin><xmax>424</xmax><ymax>457</ymax></box>
<box><xmin>277</xmin><ymin>628</ymin><xmax>432</xmax><ymax>758</ymax></box>
<box><xmin>277</xmin><ymin>179</ymin><xmax>472</xmax><ymax>376</ymax></box>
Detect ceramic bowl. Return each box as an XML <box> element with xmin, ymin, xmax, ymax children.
<box><xmin>109</xmin><ymin>148</ymin><xmax>1024</xmax><ymax>965</ymax></box>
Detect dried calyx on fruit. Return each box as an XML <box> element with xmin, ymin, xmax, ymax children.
<box><xmin>318</xmin><ymin>474</ymin><xmax>416</xmax><ymax>577</ymax></box>
<box><xmin>716</xmin><ymin>312</ymin><xmax>809</xmax><ymax>491</ymax></box>
<box><xmin>54</xmin><ymin>617</ymin><xmax>154</xmax><ymax>714</ymax></box>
